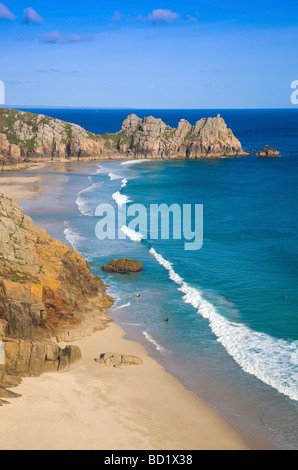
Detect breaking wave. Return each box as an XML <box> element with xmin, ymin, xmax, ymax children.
<box><xmin>149</xmin><ymin>247</ymin><xmax>298</xmax><ymax>401</ymax></box>
<box><xmin>121</xmin><ymin>225</ymin><xmax>144</xmax><ymax>242</ymax></box>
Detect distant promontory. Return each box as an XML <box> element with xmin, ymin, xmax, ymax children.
<box><xmin>0</xmin><ymin>108</ymin><xmax>249</xmax><ymax>170</ymax></box>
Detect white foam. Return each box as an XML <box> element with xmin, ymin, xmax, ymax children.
<box><xmin>108</xmin><ymin>173</ymin><xmax>123</xmax><ymax>181</ymax></box>
<box><xmin>64</xmin><ymin>225</ymin><xmax>84</xmax><ymax>249</ymax></box>
<box><xmin>76</xmin><ymin>182</ymin><xmax>102</xmax><ymax>216</ymax></box>
<box><xmin>121</xmin><ymin>225</ymin><xmax>144</xmax><ymax>242</ymax></box>
<box><xmin>63</xmin><ymin>224</ymin><xmax>93</xmax><ymax>262</ymax></box>
<box><xmin>121</xmin><ymin>159</ymin><xmax>149</xmax><ymax>166</ymax></box>
<box><xmin>121</xmin><ymin>178</ymin><xmax>128</xmax><ymax>189</ymax></box>
<box><xmin>149</xmin><ymin>247</ymin><xmax>298</xmax><ymax>401</ymax></box>
<box><xmin>143</xmin><ymin>331</ymin><xmax>166</xmax><ymax>352</ymax></box>
<box><xmin>112</xmin><ymin>191</ymin><xmax>131</xmax><ymax>207</ymax></box>
<box><xmin>149</xmin><ymin>248</ymin><xmax>183</xmax><ymax>284</ymax></box>
<box><xmin>116</xmin><ymin>302</ymin><xmax>131</xmax><ymax>310</ymax></box>
<box><xmin>76</xmin><ymin>194</ymin><xmax>93</xmax><ymax>216</ymax></box>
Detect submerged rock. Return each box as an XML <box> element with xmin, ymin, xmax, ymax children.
<box><xmin>103</xmin><ymin>258</ymin><xmax>143</xmax><ymax>274</ymax></box>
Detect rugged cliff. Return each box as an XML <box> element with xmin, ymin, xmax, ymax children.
<box><xmin>0</xmin><ymin>194</ymin><xmax>113</xmax><ymax>402</ymax></box>
<box><xmin>0</xmin><ymin>108</ymin><xmax>247</xmax><ymax>169</ymax></box>
<box><xmin>0</xmin><ymin>108</ymin><xmax>104</xmax><ymax>169</ymax></box>
<box><xmin>114</xmin><ymin>113</ymin><xmax>246</xmax><ymax>159</ymax></box>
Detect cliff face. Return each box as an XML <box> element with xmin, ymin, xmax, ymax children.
<box><xmin>0</xmin><ymin>108</ymin><xmax>104</xmax><ymax>169</ymax></box>
<box><xmin>0</xmin><ymin>109</ymin><xmax>247</xmax><ymax>169</ymax></box>
<box><xmin>0</xmin><ymin>194</ymin><xmax>113</xmax><ymax>401</ymax></box>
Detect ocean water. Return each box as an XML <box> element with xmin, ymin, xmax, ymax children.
<box><xmin>21</xmin><ymin>109</ymin><xmax>298</xmax><ymax>449</ymax></box>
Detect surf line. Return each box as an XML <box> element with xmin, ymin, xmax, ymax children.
<box><xmin>148</xmin><ymin>246</ymin><xmax>298</xmax><ymax>401</ymax></box>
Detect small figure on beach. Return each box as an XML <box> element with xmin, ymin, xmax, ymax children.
<box><xmin>165</xmin><ymin>317</ymin><xmax>169</xmax><ymax>323</ymax></box>
<box><xmin>137</xmin><ymin>294</ymin><xmax>141</xmax><ymax>299</ymax></box>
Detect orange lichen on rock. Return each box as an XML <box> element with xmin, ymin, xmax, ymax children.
<box><xmin>0</xmin><ymin>193</ymin><xmax>113</xmax><ymax>340</ymax></box>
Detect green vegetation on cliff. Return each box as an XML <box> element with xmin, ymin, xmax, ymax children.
<box><xmin>0</xmin><ymin>108</ymin><xmax>246</xmax><ymax>169</ymax></box>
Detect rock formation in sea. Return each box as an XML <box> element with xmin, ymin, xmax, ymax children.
<box><xmin>0</xmin><ymin>194</ymin><xmax>113</xmax><ymax>403</ymax></box>
<box><xmin>115</xmin><ymin>113</ymin><xmax>246</xmax><ymax>159</ymax></box>
<box><xmin>0</xmin><ymin>108</ymin><xmax>248</xmax><ymax>170</ymax></box>
<box><xmin>103</xmin><ymin>258</ymin><xmax>144</xmax><ymax>274</ymax></box>
<box><xmin>256</xmin><ymin>145</ymin><xmax>280</xmax><ymax>157</ymax></box>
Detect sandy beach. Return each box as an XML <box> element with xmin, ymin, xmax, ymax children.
<box><xmin>0</xmin><ymin>173</ymin><xmax>46</xmax><ymax>203</ymax></box>
<box><xmin>0</xmin><ymin>321</ymin><xmax>250</xmax><ymax>450</ymax></box>
<box><xmin>0</xmin><ymin>164</ymin><xmax>273</xmax><ymax>451</ymax></box>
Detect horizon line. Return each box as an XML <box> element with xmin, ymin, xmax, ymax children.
<box><xmin>1</xmin><ymin>105</ymin><xmax>298</xmax><ymax>111</ymax></box>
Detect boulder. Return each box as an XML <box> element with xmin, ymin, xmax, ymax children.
<box><xmin>103</xmin><ymin>258</ymin><xmax>143</xmax><ymax>274</ymax></box>
<box><xmin>94</xmin><ymin>352</ymin><xmax>143</xmax><ymax>367</ymax></box>
<box><xmin>256</xmin><ymin>146</ymin><xmax>280</xmax><ymax>157</ymax></box>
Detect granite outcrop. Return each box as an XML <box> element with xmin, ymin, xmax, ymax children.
<box><xmin>256</xmin><ymin>146</ymin><xmax>280</xmax><ymax>157</ymax></box>
<box><xmin>0</xmin><ymin>193</ymin><xmax>113</xmax><ymax>403</ymax></box>
<box><xmin>0</xmin><ymin>109</ymin><xmax>248</xmax><ymax>169</ymax></box>
<box><xmin>103</xmin><ymin>258</ymin><xmax>144</xmax><ymax>274</ymax></box>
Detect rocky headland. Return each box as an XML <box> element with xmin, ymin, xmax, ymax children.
<box><xmin>0</xmin><ymin>193</ymin><xmax>113</xmax><ymax>404</ymax></box>
<box><xmin>0</xmin><ymin>108</ymin><xmax>248</xmax><ymax>170</ymax></box>
<box><xmin>0</xmin><ymin>108</ymin><xmax>105</xmax><ymax>170</ymax></box>
<box><xmin>115</xmin><ymin>113</ymin><xmax>247</xmax><ymax>159</ymax></box>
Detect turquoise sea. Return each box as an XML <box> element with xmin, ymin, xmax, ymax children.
<box><xmin>20</xmin><ymin>109</ymin><xmax>298</xmax><ymax>449</ymax></box>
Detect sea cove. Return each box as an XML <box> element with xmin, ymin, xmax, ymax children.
<box><xmin>1</xmin><ymin>0</ymin><xmax>298</xmax><ymax>452</ymax></box>
<box><xmin>1</xmin><ymin>107</ymin><xmax>294</xmax><ymax>451</ymax></box>
<box><xmin>0</xmin><ymin>108</ymin><xmax>297</xmax><ymax>450</ymax></box>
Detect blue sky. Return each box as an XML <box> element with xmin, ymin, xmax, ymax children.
<box><xmin>0</xmin><ymin>1</ymin><xmax>297</xmax><ymax>108</ymax></box>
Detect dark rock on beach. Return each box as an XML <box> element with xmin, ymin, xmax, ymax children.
<box><xmin>94</xmin><ymin>352</ymin><xmax>143</xmax><ymax>367</ymax></box>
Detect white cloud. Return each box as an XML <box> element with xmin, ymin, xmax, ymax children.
<box><xmin>22</xmin><ymin>7</ymin><xmax>44</xmax><ymax>25</ymax></box>
<box><xmin>186</xmin><ymin>12</ymin><xmax>200</xmax><ymax>23</ymax></box>
<box><xmin>112</xmin><ymin>11</ymin><xmax>121</xmax><ymax>21</ymax></box>
<box><xmin>0</xmin><ymin>3</ymin><xmax>16</xmax><ymax>21</ymax></box>
<box><xmin>146</xmin><ymin>9</ymin><xmax>180</xmax><ymax>24</ymax></box>
<box><xmin>42</xmin><ymin>31</ymin><xmax>93</xmax><ymax>44</ymax></box>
